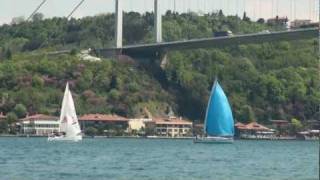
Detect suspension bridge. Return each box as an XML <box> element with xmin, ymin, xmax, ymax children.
<box><xmin>24</xmin><ymin>0</ymin><xmax>319</xmax><ymax>58</ymax></box>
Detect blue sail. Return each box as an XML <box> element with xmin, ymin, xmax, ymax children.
<box><xmin>204</xmin><ymin>81</ymin><xmax>234</xmax><ymax>136</ymax></box>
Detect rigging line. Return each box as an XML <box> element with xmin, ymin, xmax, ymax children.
<box><xmin>27</xmin><ymin>0</ymin><xmax>47</xmax><ymax>21</ymax></box>
<box><xmin>67</xmin><ymin>0</ymin><xmax>85</xmax><ymax>19</ymax></box>
<box><xmin>271</xmin><ymin>0</ymin><xmax>274</xmax><ymax>18</ymax></box>
<box><xmin>276</xmin><ymin>0</ymin><xmax>279</xmax><ymax>16</ymax></box>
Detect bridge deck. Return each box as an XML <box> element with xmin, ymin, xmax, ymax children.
<box><xmin>97</xmin><ymin>28</ymin><xmax>318</xmax><ymax>58</ymax></box>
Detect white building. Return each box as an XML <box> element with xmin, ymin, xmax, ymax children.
<box><xmin>128</xmin><ymin>118</ymin><xmax>152</xmax><ymax>132</ymax></box>
<box><xmin>153</xmin><ymin>116</ymin><xmax>192</xmax><ymax>137</ymax></box>
<box><xmin>20</xmin><ymin>114</ymin><xmax>59</xmax><ymax>136</ymax></box>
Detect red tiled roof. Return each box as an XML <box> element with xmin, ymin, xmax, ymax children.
<box><xmin>153</xmin><ymin>116</ymin><xmax>192</xmax><ymax>125</ymax></box>
<box><xmin>21</xmin><ymin>114</ymin><xmax>58</xmax><ymax>121</ymax></box>
<box><xmin>79</xmin><ymin>114</ymin><xmax>128</xmax><ymax>122</ymax></box>
<box><xmin>235</xmin><ymin>122</ymin><xmax>245</xmax><ymax>127</ymax></box>
<box><xmin>237</xmin><ymin>122</ymin><xmax>271</xmax><ymax>131</ymax></box>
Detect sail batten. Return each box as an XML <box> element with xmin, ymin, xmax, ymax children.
<box><xmin>204</xmin><ymin>81</ymin><xmax>234</xmax><ymax>136</ymax></box>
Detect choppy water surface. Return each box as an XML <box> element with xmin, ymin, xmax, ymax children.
<box><xmin>0</xmin><ymin>138</ymin><xmax>318</xmax><ymax>180</ymax></box>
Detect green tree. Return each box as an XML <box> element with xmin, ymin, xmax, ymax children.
<box><xmin>5</xmin><ymin>48</ymin><xmax>12</xmax><ymax>60</ymax></box>
<box><xmin>6</xmin><ymin>112</ymin><xmax>18</xmax><ymax>124</ymax></box>
<box><xmin>290</xmin><ymin>118</ymin><xmax>303</xmax><ymax>134</ymax></box>
<box><xmin>13</xmin><ymin>104</ymin><xmax>27</xmax><ymax>118</ymax></box>
<box><xmin>242</xmin><ymin>105</ymin><xmax>256</xmax><ymax>122</ymax></box>
<box><xmin>85</xmin><ymin>127</ymin><xmax>98</xmax><ymax>137</ymax></box>
<box><xmin>32</xmin><ymin>13</ymin><xmax>44</xmax><ymax>22</ymax></box>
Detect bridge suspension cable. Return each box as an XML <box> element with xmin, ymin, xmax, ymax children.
<box><xmin>276</xmin><ymin>0</ymin><xmax>279</xmax><ymax>16</ymax></box>
<box><xmin>67</xmin><ymin>0</ymin><xmax>85</xmax><ymax>19</ymax></box>
<box><xmin>27</xmin><ymin>0</ymin><xmax>47</xmax><ymax>21</ymax></box>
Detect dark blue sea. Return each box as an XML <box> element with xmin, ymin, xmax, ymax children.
<box><xmin>0</xmin><ymin>138</ymin><xmax>318</xmax><ymax>180</ymax></box>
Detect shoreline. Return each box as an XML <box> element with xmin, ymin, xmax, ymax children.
<box><xmin>0</xmin><ymin>134</ymin><xmax>318</xmax><ymax>141</ymax></box>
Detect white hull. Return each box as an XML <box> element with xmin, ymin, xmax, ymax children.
<box><xmin>194</xmin><ymin>136</ymin><xmax>234</xmax><ymax>144</ymax></box>
<box><xmin>48</xmin><ymin>135</ymin><xmax>82</xmax><ymax>142</ymax></box>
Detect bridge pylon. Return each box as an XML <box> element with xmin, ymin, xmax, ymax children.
<box><xmin>115</xmin><ymin>0</ymin><xmax>123</xmax><ymax>48</ymax></box>
<box><xmin>155</xmin><ymin>0</ymin><xmax>162</xmax><ymax>43</ymax></box>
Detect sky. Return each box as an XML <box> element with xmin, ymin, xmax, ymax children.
<box><xmin>0</xmin><ymin>0</ymin><xmax>318</xmax><ymax>25</ymax></box>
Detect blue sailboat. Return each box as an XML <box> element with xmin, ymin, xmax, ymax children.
<box><xmin>194</xmin><ymin>80</ymin><xmax>234</xmax><ymax>143</ymax></box>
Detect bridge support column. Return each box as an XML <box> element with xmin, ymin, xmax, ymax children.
<box><xmin>115</xmin><ymin>0</ymin><xmax>123</xmax><ymax>48</ymax></box>
<box><xmin>154</xmin><ymin>0</ymin><xmax>162</xmax><ymax>43</ymax></box>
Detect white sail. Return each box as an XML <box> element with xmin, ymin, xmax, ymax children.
<box><xmin>52</xmin><ymin>83</ymin><xmax>82</xmax><ymax>141</ymax></box>
<box><xmin>59</xmin><ymin>83</ymin><xmax>69</xmax><ymax>133</ymax></box>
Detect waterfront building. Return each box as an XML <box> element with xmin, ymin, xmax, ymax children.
<box><xmin>236</xmin><ymin>122</ymin><xmax>274</xmax><ymax>139</ymax></box>
<box><xmin>193</xmin><ymin>123</ymin><xmax>204</xmax><ymax>136</ymax></box>
<box><xmin>78</xmin><ymin>114</ymin><xmax>128</xmax><ymax>135</ymax></box>
<box><xmin>234</xmin><ymin>122</ymin><xmax>246</xmax><ymax>138</ymax></box>
<box><xmin>297</xmin><ymin>130</ymin><xmax>319</xmax><ymax>140</ymax></box>
<box><xmin>20</xmin><ymin>114</ymin><xmax>59</xmax><ymax>136</ymax></box>
<box><xmin>270</xmin><ymin>120</ymin><xmax>290</xmax><ymax>136</ymax></box>
<box><xmin>152</xmin><ymin>116</ymin><xmax>192</xmax><ymax>137</ymax></box>
<box><xmin>305</xmin><ymin>120</ymin><xmax>320</xmax><ymax>130</ymax></box>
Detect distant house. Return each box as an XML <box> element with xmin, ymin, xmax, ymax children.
<box><xmin>267</xmin><ymin>16</ymin><xmax>288</xmax><ymax>26</ymax></box>
<box><xmin>150</xmin><ymin>116</ymin><xmax>193</xmax><ymax>137</ymax></box>
<box><xmin>235</xmin><ymin>122</ymin><xmax>274</xmax><ymax>139</ymax></box>
<box><xmin>270</xmin><ymin>120</ymin><xmax>290</xmax><ymax>128</ymax></box>
<box><xmin>305</xmin><ymin>120</ymin><xmax>320</xmax><ymax>130</ymax></box>
<box><xmin>290</xmin><ymin>19</ymin><xmax>312</xmax><ymax>29</ymax></box>
<box><xmin>297</xmin><ymin>130</ymin><xmax>319</xmax><ymax>140</ymax></box>
<box><xmin>20</xmin><ymin>114</ymin><xmax>59</xmax><ymax>136</ymax></box>
<box><xmin>78</xmin><ymin>114</ymin><xmax>128</xmax><ymax>135</ymax></box>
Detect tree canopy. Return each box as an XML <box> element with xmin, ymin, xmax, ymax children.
<box><xmin>0</xmin><ymin>11</ymin><xmax>318</xmax><ymax>125</ymax></box>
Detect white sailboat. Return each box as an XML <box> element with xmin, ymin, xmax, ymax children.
<box><xmin>48</xmin><ymin>83</ymin><xmax>82</xmax><ymax>142</ymax></box>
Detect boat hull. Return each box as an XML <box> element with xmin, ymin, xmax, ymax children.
<box><xmin>193</xmin><ymin>136</ymin><xmax>234</xmax><ymax>144</ymax></box>
<box><xmin>48</xmin><ymin>135</ymin><xmax>82</xmax><ymax>142</ymax></box>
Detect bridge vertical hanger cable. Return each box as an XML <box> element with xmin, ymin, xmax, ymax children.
<box><xmin>27</xmin><ymin>0</ymin><xmax>47</xmax><ymax>21</ymax></box>
<box><xmin>243</xmin><ymin>0</ymin><xmax>247</xmax><ymax>16</ymax></box>
<box><xmin>259</xmin><ymin>0</ymin><xmax>262</xmax><ymax>19</ymax></box>
<box><xmin>253</xmin><ymin>0</ymin><xmax>256</xmax><ymax>20</ymax></box>
<box><xmin>67</xmin><ymin>0</ymin><xmax>85</xmax><ymax>19</ymax></box>
<box><xmin>309</xmin><ymin>0</ymin><xmax>312</xmax><ymax>20</ymax></box>
<box><xmin>290</xmin><ymin>0</ymin><xmax>293</xmax><ymax>21</ymax></box>
<box><xmin>271</xmin><ymin>0</ymin><xmax>274</xmax><ymax>18</ymax></box>
<box><xmin>276</xmin><ymin>0</ymin><xmax>279</xmax><ymax>17</ymax></box>
<box><xmin>294</xmin><ymin>0</ymin><xmax>296</xmax><ymax>20</ymax></box>
<box><xmin>236</xmin><ymin>0</ymin><xmax>239</xmax><ymax>16</ymax></box>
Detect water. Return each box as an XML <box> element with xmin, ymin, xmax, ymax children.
<box><xmin>0</xmin><ymin>138</ymin><xmax>318</xmax><ymax>180</ymax></box>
